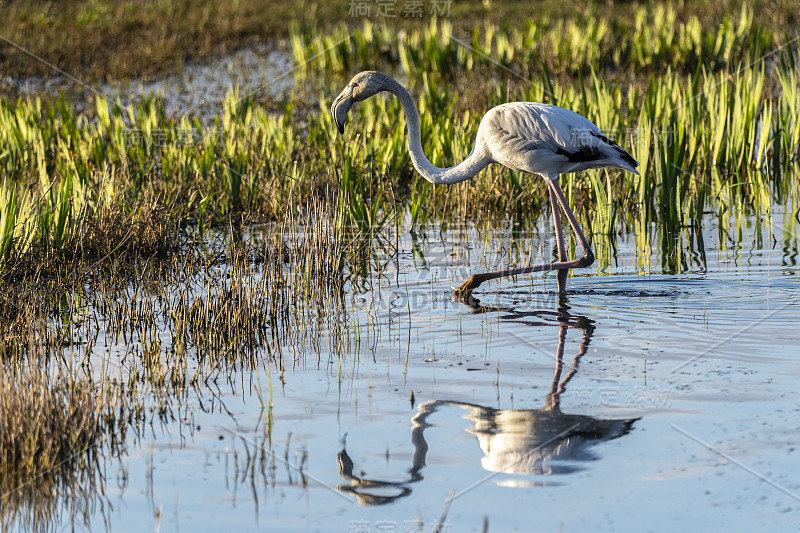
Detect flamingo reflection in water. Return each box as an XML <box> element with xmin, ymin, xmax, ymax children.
<box><xmin>336</xmin><ymin>300</ymin><xmax>638</xmax><ymax>504</ymax></box>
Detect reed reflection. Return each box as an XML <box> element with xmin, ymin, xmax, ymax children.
<box><xmin>336</xmin><ymin>297</ymin><xmax>637</xmax><ymax>504</ymax></box>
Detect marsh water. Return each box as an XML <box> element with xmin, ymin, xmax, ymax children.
<box><xmin>2</xmin><ymin>44</ymin><xmax>296</xmax><ymax>120</ymax></box>
<box><xmin>11</xmin><ymin>204</ymin><xmax>798</xmax><ymax>533</ymax></box>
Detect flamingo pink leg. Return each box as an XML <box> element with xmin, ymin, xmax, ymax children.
<box><xmin>454</xmin><ymin>178</ymin><xmax>593</xmax><ymax>295</ymax></box>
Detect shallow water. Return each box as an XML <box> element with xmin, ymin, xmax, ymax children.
<box><xmin>106</xmin><ymin>45</ymin><xmax>294</xmax><ymax>119</ymax></box>
<box><xmin>13</xmin><ymin>207</ymin><xmax>800</xmax><ymax>533</ymax></box>
<box><xmin>2</xmin><ymin>44</ymin><xmax>295</xmax><ymax>119</ymax></box>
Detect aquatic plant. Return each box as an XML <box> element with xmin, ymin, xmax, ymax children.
<box><xmin>0</xmin><ymin>3</ymin><xmax>797</xmax><ymax>282</ymax></box>
<box><xmin>0</xmin><ymin>346</ymin><xmax>125</xmax><ymax>532</ymax></box>
<box><xmin>290</xmin><ymin>3</ymin><xmax>774</xmax><ymax>79</ymax></box>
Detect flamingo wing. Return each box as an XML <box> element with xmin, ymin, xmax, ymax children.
<box><xmin>479</xmin><ymin>102</ymin><xmax>638</xmax><ymax>177</ymax></box>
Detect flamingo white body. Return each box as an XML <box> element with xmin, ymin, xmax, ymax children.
<box><xmin>331</xmin><ymin>71</ymin><xmax>639</xmax><ymax>295</ymax></box>
<box><xmin>476</xmin><ymin>102</ymin><xmax>639</xmax><ymax>178</ymax></box>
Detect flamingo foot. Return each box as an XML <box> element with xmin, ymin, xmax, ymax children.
<box><xmin>452</xmin><ymin>273</ymin><xmax>490</xmax><ymax>297</ymax></box>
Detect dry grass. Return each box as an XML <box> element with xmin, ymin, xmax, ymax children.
<box><xmin>0</xmin><ymin>0</ymin><xmax>328</xmax><ymax>81</ymax></box>
<box><xmin>0</xmin><ymin>343</ymin><xmax>125</xmax><ymax>532</ymax></box>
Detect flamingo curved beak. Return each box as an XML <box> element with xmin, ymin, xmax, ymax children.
<box><xmin>331</xmin><ymin>88</ymin><xmax>353</xmax><ymax>134</ymax></box>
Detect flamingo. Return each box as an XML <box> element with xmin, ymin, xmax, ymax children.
<box><xmin>331</xmin><ymin>71</ymin><xmax>639</xmax><ymax>295</ymax></box>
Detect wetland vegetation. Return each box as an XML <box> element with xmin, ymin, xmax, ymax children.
<box><xmin>1</xmin><ymin>1</ymin><xmax>799</xmax><ymax>531</ymax></box>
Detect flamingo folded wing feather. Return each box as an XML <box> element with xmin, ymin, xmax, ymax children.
<box><xmin>481</xmin><ymin>102</ymin><xmax>635</xmax><ymax>176</ymax></box>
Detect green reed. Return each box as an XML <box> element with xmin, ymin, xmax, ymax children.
<box><xmin>291</xmin><ymin>3</ymin><xmax>773</xmax><ymax>79</ymax></box>
<box><xmin>0</xmin><ymin>4</ymin><xmax>798</xmax><ymax>277</ymax></box>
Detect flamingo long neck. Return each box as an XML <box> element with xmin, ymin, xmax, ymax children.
<box><xmin>383</xmin><ymin>78</ymin><xmax>491</xmax><ymax>185</ymax></box>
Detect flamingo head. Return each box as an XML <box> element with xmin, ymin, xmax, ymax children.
<box><xmin>331</xmin><ymin>71</ymin><xmax>390</xmax><ymax>134</ymax></box>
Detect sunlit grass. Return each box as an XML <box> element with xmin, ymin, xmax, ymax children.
<box><xmin>2</xmin><ymin>34</ymin><xmax>799</xmax><ymax>275</ymax></box>
<box><xmin>291</xmin><ymin>3</ymin><xmax>774</xmax><ymax>79</ymax></box>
